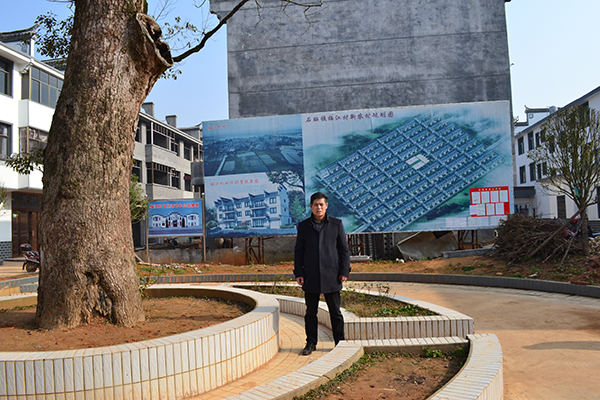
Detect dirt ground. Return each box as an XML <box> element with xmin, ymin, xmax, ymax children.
<box><xmin>139</xmin><ymin>253</ymin><xmax>600</xmax><ymax>285</ymax></box>
<box><xmin>0</xmin><ymin>296</ymin><xmax>251</xmax><ymax>352</ymax></box>
<box><xmin>299</xmin><ymin>352</ymin><xmax>466</xmax><ymax>400</ymax></box>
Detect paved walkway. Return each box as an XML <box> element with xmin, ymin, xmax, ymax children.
<box><xmin>0</xmin><ymin>260</ymin><xmax>27</xmax><ymax>278</ymax></box>
<box><xmin>384</xmin><ymin>282</ymin><xmax>600</xmax><ymax>400</ymax></box>
<box><xmin>191</xmin><ymin>314</ymin><xmax>334</xmax><ymax>400</ymax></box>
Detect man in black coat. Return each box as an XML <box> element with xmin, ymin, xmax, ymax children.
<box><xmin>294</xmin><ymin>192</ymin><xmax>351</xmax><ymax>355</ymax></box>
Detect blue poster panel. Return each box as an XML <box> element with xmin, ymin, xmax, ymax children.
<box><xmin>148</xmin><ymin>200</ymin><xmax>203</xmax><ymax>238</ymax></box>
<box><xmin>203</xmin><ymin>101</ymin><xmax>513</xmax><ymax>237</ymax></box>
<box><xmin>203</xmin><ymin>115</ymin><xmax>303</xmax><ymax>238</ymax></box>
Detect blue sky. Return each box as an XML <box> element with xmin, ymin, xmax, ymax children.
<box><xmin>2</xmin><ymin>0</ymin><xmax>599</xmax><ymax>127</ymax></box>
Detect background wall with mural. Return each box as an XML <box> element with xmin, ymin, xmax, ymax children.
<box><xmin>203</xmin><ymin>101</ymin><xmax>512</xmax><ymax>238</ymax></box>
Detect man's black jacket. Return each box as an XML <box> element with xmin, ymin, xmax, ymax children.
<box><xmin>294</xmin><ymin>214</ymin><xmax>351</xmax><ymax>294</ymax></box>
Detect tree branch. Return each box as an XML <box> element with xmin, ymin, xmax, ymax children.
<box><xmin>173</xmin><ymin>0</ymin><xmax>251</xmax><ymax>62</ymax></box>
<box><xmin>172</xmin><ymin>0</ymin><xmax>322</xmax><ymax>63</ymax></box>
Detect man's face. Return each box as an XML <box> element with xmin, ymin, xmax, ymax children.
<box><xmin>310</xmin><ymin>198</ymin><xmax>328</xmax><ymax>220</ymax></box>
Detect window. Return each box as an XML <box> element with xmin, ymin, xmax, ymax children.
<box><xmin>537</xmin><ymin>164</ymin><xmax>542</xmax><ymax>180</ymax></box>
<box><xmin>557</xmin><ymin>195</ymin><xmax>566</xmax><ymax>219</ymax></box>
<box><xmin>19</xmin><ymin>127</ymin><xmax>48</xmax><ymax>153</ymax></box>
<box><xmin>183</xmin><ymin>143</ymin><xmax>192</xmax><ymax>160</ymax></box>
<box><xmin>519</xmin><ymin>165</ymin><xmax>526</xmax><ymax>184</ymax></box>
<box><xmin>517</xmin><ymin>137</ymin><xmax>524</xmax><ymax>155</ymax></box>
<box><xmin>237</xmin><ymin>211</ymin><xmax>242</xmax><ymax>217</ymax></box>
<box><xmin>269</xmin><ymin>197</ymin><xmax>277</xmax><ymax>204</ymax></box>
<box><xmin>146</xmin><ymin>162</ymin><xmax>180</xmax><ymax>189</ymax></box>
<box><xmin>150</xmin><ymin>123</ymin><xmax>179</xmax><ymax>153</ymax></box>
<box><xmin>542</xmin><ymin>162</ymin><xmax>548</xmax><ymax>176</ymax></box>
<box><xmin>22</xmin><ymin>66</ymin><xmax>62</xmax><ymax>108</ymax></box>
<box><xmin>0</xmin><ymin>57</ymin><xmax>11</xmax><ymax>96</ymax></box>
<box><xmin>184</xmin><ymin>173</ymin><xmax>192</xmax><ymax>191</ymax></box>
<box><xmin>0</xmin><ymin>123</ymin><xmax>11</xmax><ymax>159</ymax></box>
<box><xmin>244</xmin><ymin>201</ymin><xmax>250</xmax><ymax>207</ymax></box>
<box><xmin>529</xmin><ymin>163</ymin><xmax>536</xmax><ymax>182</ymax></box>
<box><xmin>269</xmin><ymin>207</ymin><xmax>277</xmax><ymax>214</ymax></box>
<box><xmin>527</xmin><ymin>132</ymin><xmax>534</xmax><ymax>151</ymax></box>
<box><xmin>535</xmin><ymin>131</ymin><xmax>541</xmax><ymax>148</ymax></box>
<box><xmin>132</xmin><ymin>159</ymin><xmax>142</xmax><ymax>180</ymax></box>
<box><xmin>245</xmin><ymin>210</ymin><xmax>251</xmax><ymax>216</ymax></box>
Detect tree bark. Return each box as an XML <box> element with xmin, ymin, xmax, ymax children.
<box><xmin>36</xmin><ymin>0</ymin><xmax>172</xmax><ymax>329</ymax></box>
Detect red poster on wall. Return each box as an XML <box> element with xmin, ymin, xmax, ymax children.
<box><xmin>470</xmin><ymin>186</ymin><xmax>510</xmax><ymax>217</ymax></box>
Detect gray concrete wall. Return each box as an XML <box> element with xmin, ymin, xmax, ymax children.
<box><xmin>210</xmin><ymin>0</ymin><xmax>512</xmax><ymax>118</ymax></box>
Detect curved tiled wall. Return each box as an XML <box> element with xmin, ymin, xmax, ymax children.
<box><xmin>0</xmin><ymin>285</ymin><xmax>280</xmax><ymax>400</ymax></box>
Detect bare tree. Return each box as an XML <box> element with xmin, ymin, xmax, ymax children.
<box><xmin>35</xmin><ymin>0</ymin><xmax>321</xmax><ymax>329</ymax></box>
<box><xmin>528</xmin><ymin>105</ymin><xmax>600</xmax><ymax>256</ymax></box>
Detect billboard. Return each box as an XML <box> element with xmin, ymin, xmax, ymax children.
<box><xmin>148</xmin><ymin>200</ymin><xmax>203</xmax><ymax>238</ymax></box>
<box><xmin>203</xmin><ymin>101</ymin><xmax>513</xmax><ymax>237</ymax></box>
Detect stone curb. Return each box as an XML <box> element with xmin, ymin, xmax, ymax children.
<box><xmin>221</xmin><ymin>334</ymin><xmax>503</xmax><ymax>400</ymax></box>
<box><xmin>7</xmin><ymin>273</ymin><xmax>600</xmax><ymax>299</ymax></box>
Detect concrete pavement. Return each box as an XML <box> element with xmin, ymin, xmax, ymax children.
<box><xmin>385</xmin><ymin>282</ymin><xmax>600</xmax><ymax>400</ymax></box>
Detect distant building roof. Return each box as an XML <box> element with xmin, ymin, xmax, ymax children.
<box><xmin>0</xmin><ymin>25</ymin><xmax>37</xmax><ymax>43</ymax></box>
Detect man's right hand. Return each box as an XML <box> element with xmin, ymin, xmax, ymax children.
<box><xmin>296</xmin><ymin>277</ymin><xmax>304</xmax><ymax>286</ymax></box>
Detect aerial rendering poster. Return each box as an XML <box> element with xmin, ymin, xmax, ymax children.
<box><xmin>203</xmin><ymin>101</ymin><xmax>513</xmax><ymax>238</ymax></box>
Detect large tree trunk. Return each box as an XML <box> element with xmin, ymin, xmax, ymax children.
<box><xmin>36</xmin><ymin>0</ymin><xmax>172</xmax><ymax>329</ymax></box>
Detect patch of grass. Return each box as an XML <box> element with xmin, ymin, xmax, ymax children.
<box><xmin>423</xmin><ymin>348</ymin><xmax>443</xmax><ymax>358</ymax></box>
<box><xmin>462</xmin><ymin>265</ymin><xmax>477</xmax><ymax>272</ymax></box>
<box><xmin>241</xmin><ymin>281</ymin><xmax>436</xmax><ymax>317</ymax></box>
<box><xmin>512</xmin><ymin>273</ymin><xmax>524</xmax><ymax>278</ymax></box>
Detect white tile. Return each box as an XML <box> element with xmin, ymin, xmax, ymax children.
<box><xmin>130</xmin><ymin>350</ymin><xmax>140</xmax><ymax>384</ymax></box>
<box><xmin>4</xmin><ymin>361</ymin><xmax>16</xmax><ymax>396</ymax></box>
<box><xmin>150</xmin><ymin>379</ymin><xmax>160</xmax><ymax>400</ymax></box>
<box><xmin>83</xmin><ymin>357</ymin><xmax>95</xmax><ymax>391</ymax></box>
<box><xmin>181</xmin><ymin>372</ymin><xmax>190</xmax><ymax>398</ymax></box>
<box><xmin>111</xmin><ymin>353</ymin><xmax>122</xmax><ymax>388</ymax></box>
<box><xmin>121</xmin><ymin>351</ymin><xmax>132</xmax><ymax>386</ymax></box>
<box><xmin>166</xmin><ymin>376</ymin><xmax>175</xmax><ymax>400</ymax></box>
<box><xmin>74</xmin><ymin>389</ymin><xmax>85</xmax><ymax>400</ymax></box>
<box><xmin>92</xmin><ymin>356</ymin><xmax>103</xmax><ymax>390</ymax></box>
<box><xmin>71</xmin><ymin>358</ymin><xmax>83</xmax><ymax>393</ymax></box>
<box><xmin>122</xmin><ymin>384</ymin><xmax>133</xmax><ymax>400</ymax></box>
<box><xmin>141</xmin><ymin>380</ymin><xmax>151</xmax><ymax>400</ymax></box>
<box><xmin>174</xmin><ymin>373</ymin><xmax>183</xmax><ymax>400</ymax></box>
<box><xmin>112</xmin><ymin>386</ymin><xmax>123</xmax><ymax>400</ymax></box>
<box><xmin>207</xmin><ymin>336</ymin><xmax>215</xmax><ymax>365</ymax></box>
<box><xmin>138</xmin><ymin>349</ymin><xmax>149</xmax><ymax>383</ymax></box>
<box><xmin>165</xmin><ymin>344</ymin><xmax>174</xmax><ymax>377</ymax></box>
<box><xmin>14</xmin><ymin>362</ymin><xmax>25</xmax><ymax>396</ymax></box>
<box><xmin>132</xmin><ymin>382</ymin><xmax>141</xmax><ymax>400</ymax></box>
<box><xmin>98</xmin><ymin>355</ymin><xmax>111</xmax><ymax>390</ymax></box>
<box><xmin>148</xmin><ymin>348</ymin><xmax>158</xmax><ymax>381</ymax></box>
<box><xmin>156</xmin><ymin>347</ymin><xmax>166</xmax><ymax>379</ymax></box>
<box><xmin>52</xmin><ymin>359</ymin><xmax>64</xmax><ymax>394</ymax></box>
<box><xmin>172</xmin><ymin>343</ymin><xmax>181</xmax><ymax>375</ymax></box>
<box><xmin>43</xmin><ymin>359</ymin><xmax>54</xmax><ymax>394</ymax></box>
<box><xmin>23</xmin><ymin>361</ymin><xmax>35</xmax><ymax>396</ymax></box>
<box><xmin>179</xmin><ymin>341</ymin><xmax>189</xmax><ymax>374</ymax></box>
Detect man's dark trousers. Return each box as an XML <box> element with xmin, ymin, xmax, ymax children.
<box><xmin>304</xmin><ymin>291</ymin><xmax>344</xmax><ymax>346</ymax></box>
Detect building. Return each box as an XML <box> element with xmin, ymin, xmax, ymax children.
<box><xmin>513</xmin><ymin>86</ymin><xmax>600</xmax><ymax>221</ymax></box>
<box><xmin>210</xmin><ymin>0</ymin><xmax>513</xmax><ymax>118</ymax></box>
<box><xmin>0</xmin><ymin>27</ymin><xmax>203</xmax><ymax>260</ymax></box>
<box><xmin>214</xmin><ymin>186</ymin><xmax>291</xmax><ymax>230</ymax></box>
<box><xmin>0</xmin><ymin>26</ymin><xmax>56</xmax><ymax>260</ymax></box>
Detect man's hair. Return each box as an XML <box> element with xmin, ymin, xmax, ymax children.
<box><xmin>310</xmin><ymin>192</ymin><xmax>328</xmax><ymax>204</ymax></box>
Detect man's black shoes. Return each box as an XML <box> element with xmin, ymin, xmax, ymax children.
<box><xmin>301</xmin><ymin>342</ymin><xmax>316</xmax><ymax>356</ymax></box>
